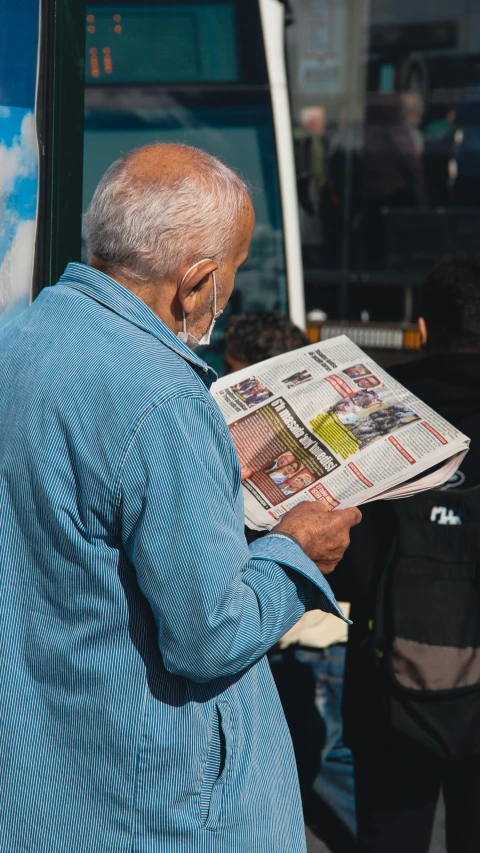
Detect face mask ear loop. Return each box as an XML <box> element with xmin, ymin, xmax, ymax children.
<box><xmin>178</xmin><ymin>267</ymin><xmax>191</xmax><ymax>338</ymax></box>
<box><xmin>178</xmin><ymin>258</ymin><xmax>214</xmax><ymax>335</ymax></box>
<box><xmin>212</xmin><ymin>271</ymin><xmax>217</xmax><ymax>317</ymax></box>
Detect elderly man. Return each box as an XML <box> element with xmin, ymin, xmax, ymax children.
<box><xmin>0</xmin><ymin>144</ymin><xmax>360</xmax><ymax>853</ymax></box>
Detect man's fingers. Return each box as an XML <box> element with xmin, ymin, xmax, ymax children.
<box><xmin>337</xmin><ymin>506</ymin><xmax>362</xmax><ymax>527</ymax></box>
<box><xmin>274</xmin><ymin>500</ymin><xmax>362</xmax><ymax>567</ymax></box>
<box><xmin>241</xmin><ymin>467</ymin><xmax>253</xmax><ymax>481</ymax></box>
<box><xmin>304</xmin><ymin>501</ymin><xmax>361</xmax><ymax>524</ymax></box>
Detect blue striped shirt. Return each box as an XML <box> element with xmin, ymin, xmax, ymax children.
<box><xmin>0</xmin><ymin>263</ymin><xmax>344</xmax><ymax>852</ymax></box>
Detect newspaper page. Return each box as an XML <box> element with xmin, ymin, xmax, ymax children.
<box><xmin>211</xmin><ymin>336</ymin><xmax>470</xmax><ymax>530</ymax></box>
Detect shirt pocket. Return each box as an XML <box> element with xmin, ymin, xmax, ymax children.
<box><xmin>200</xmin><ymin>700</ymin><xmax>234</xmax><ymax>831</ymax></box>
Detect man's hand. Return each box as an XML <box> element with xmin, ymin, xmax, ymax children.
<box><xmin>275</xmin><ymin>501</ymin><xmax>362</xmax><ymax>574</ymax></box>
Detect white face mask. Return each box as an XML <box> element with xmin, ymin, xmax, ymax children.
<box><xmin>177</xmin><ymin>259</ymin><xmax>223</xmax><ymax>351</ymax></box>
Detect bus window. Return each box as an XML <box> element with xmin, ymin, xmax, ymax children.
<box><xmin>83</xmin><ymin>0</ymin><xmax>288</xmax><ymax>371</ymax></box>
<box><xmin>286</xmin><ymin>0</ymin><xmax>480</xmax><ymax>327</ymax></box>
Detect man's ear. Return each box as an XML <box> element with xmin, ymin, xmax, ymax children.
<box><xmin>418</xmin><ymin>316</ymin><xmax>428</xmax><ymax>346</ymax></box>
<box><xmin>177</xmin><ymin>259</ymin><xmax>218</xmax><ymax>318</ymax></box>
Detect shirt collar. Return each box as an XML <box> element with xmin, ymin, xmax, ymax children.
<box><xmin>59</xmin><ymin>263</ymin><xmax>217</xmax><ymax>386</ymax></box>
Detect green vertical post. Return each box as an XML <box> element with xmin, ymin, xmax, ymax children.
<box><xmin>34</xmin><ymin>0</ymin><xmax>86</xmax><ymax>295</ymax></box>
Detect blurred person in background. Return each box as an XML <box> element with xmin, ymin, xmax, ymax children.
<box><xmin>362</xmin><ymin>94</ymin><xmax>426</xmax><ymax>268</ymax></box>
<box><xmin>340</xmin><ymin>256</ymin><xmax>480</xmax><ymax>853</ymax></box>
<box><xmin>225</xmin><ymin>312</ymin><xmax>357</xmax><ymax>844</ymax></box>
<box><xmin>294</xmin><ymin>107</ymin><xmax>328</xmax><ymax>223</ymax></box>
<box><xmin>294</xmin><ymin>105</ymin><xmax>345</xmax><ymax>269</ymax></box>
<box><xmin>224</xmin><ymin>311</ymin><xmax>309</xmax><ymax>372</ymax></box>
<box><xmin>402</xmin><ymin>91</ymin><xmax>425</xmax><ymax>156</ymax></box>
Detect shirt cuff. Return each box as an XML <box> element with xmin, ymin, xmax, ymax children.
<box><xmin>248</xmin><ymin>532</ymin><xmax>350</xmax><ymax>623</ymax></box>
<box><xmin>267</xmin><ymin>531</ymin><xmax>303</xmax><ymax>551</ymax></box>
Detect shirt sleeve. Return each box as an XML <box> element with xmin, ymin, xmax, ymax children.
<box><xmin>119</xmin><ymin>393</ymin><xmax>346</xmax><ymax>683</ymax></box>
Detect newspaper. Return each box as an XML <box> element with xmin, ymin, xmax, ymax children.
<box><xmin>211</xmin><ymin>336</ymin><xmax>470</xmax><ymax>531</ymax></box>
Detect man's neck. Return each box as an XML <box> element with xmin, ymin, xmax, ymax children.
<box><xmin>90</xmin><ymin>259</ymin><xmax>178</xmax><ymax>331</ymax></box>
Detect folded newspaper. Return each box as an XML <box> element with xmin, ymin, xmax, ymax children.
<box><xmin>211</xmin><ymin>336</ymin><xmax>470</xmax><ymax>531</ymax></box>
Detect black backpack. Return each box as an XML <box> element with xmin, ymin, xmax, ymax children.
<box><xmin>371</xmin><ymin>485</ymin><xmax>480</xmax><ymax>760</ymax></box>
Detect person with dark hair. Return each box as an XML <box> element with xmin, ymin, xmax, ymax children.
<box><xmin>269</xmin><ymin>460</ymin><xmax>303</xmax><ymax>486</ymax></box>
<box><xmin>418</xmin><ymin>254</ymin><xmax>480</xmax><ymax>353</ymax></box>
<box><xmin>224</xmin><ymin>312</ymin><xmax>357</xmax><ymax>842</ymax></box>
<box><xmin>341</xmin><ymin>255</ymin><xmax>480</xmax><ymax>853</ymax></box>
<box><xmin>224</xmin><ymin>311</ymin><xmax>309</xmax><ymax>373</ymax></box>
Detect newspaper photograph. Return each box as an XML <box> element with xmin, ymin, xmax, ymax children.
<box><xmin>211</xmin><ymin>336</ymin><xmax>470</xmax><ymax>530</ymax></box>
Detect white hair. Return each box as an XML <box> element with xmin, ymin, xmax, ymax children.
<box><xmin>83</xmin><ymin>144</ymin><xmax>250</xmax><ymax>282</ymax></box>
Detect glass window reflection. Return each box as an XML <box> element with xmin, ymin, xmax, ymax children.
<box><xmin>83</xmin><ymin>0</ymin><xmax>286</xmax><ymax>373</ymax></box>
<box><xmin>287</xmin><ymin>0</ymin><xmax>480</xmax><ymax>324</ymax></box>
